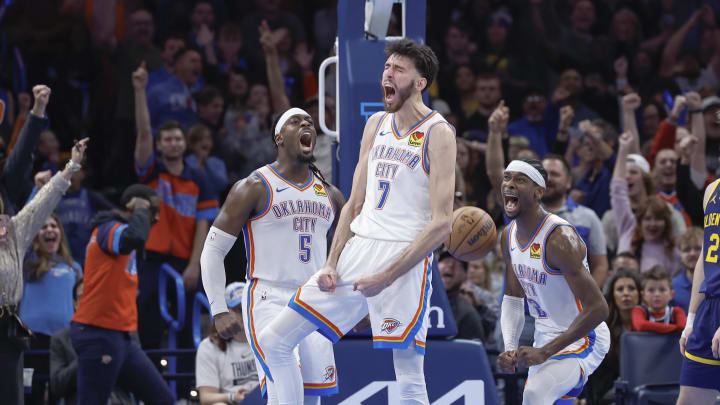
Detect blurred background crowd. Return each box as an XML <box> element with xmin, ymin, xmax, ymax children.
<box><xmin>1</xmin><ymin>0</ymin><xmax>718</xmax><ymax>403</ymax></box>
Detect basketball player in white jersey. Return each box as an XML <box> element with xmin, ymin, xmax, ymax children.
<box><xmin>498</xmin><ymin>157</ymin><xmax>611</xmax><ymax>404</ymax></box>
<box><xmin>200</xmin><ymin>108</ymin><xmax>345</xmax><ymax>404</ymax></box>
<box><xmin>252</xmin><ymin>39</ymin><xmax>456</xmax><ymax>405</ymax></box>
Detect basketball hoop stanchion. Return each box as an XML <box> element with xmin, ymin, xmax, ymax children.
<box><xmin>159</xmin><ymin>263</ymin><xmax>186</xmax><ymax>399</ymax></box>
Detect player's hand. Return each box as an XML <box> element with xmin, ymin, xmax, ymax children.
<box><xmin>712</xmin><ymin>326</ymin><xmax>720</xmax><ymax>358</ymax></box>
<box><xmin>497</xmin><ymin>350</ymin><xmax>518</xmax><ymax>373</ymax></box>
<box><xmin>679</xmin><ymin>326</ymin><xmax>692</xmax><ymax>355</ymax></box>
<box><xmin>214</xmin><ymin>311</ymin><xmax>243</xmax><ymax>339</ymax></box>
<box><xmin>353</xmin><ymin>271</ymin><xmax>392</xmax><ymax>297</ymax></box>
<box><xmin>517</xmin><ymin>346</ymin><xmax>552</xmax><ymax>368</ymax></box>
<box><xmin>353</xmin><ymin>315</ymin><xmax>371</xmax><ymax>332</ymax></box>
<box><xmin>132</xmin><ymin>61</ymin><xmax>148</xmax><ymax>90</ymax></box>
<box><xmin>317</xmin><ymin>265</ymin><xmax>338</xmax><ymax>292</ymax></box>
<box><xmin>182</xmin><ymin>263</ymin><xmax>201</xmax><ymax>291</ymax></box>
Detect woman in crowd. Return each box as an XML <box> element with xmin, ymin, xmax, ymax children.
<box><xmin>583</xmin><ymin>269</ymin><xmax>642</xmax><ymax>404</ymax></box>
<box><xmin>196</xmin><ymin>282</ymin><xmax>259</xmax><ymax>405</ymax></box>
<box><xmin>20</xmin><ymin>213</ymin><xmax>82</xmax><ymax>403</ymax></box>
<box><xmin>611</xmin><ymin>132</ymin><xmax>682</xmax><ymax>275</ymax></box>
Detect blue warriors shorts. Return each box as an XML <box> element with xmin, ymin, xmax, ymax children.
<box><xmin>289</xmin><ymin>236</ymin><xmax>433</xmax><ymax>354</ymax></box>
<box><xmin>680</xmin><ymin>296</ymin><xmax>720</xmax><ymax>390</ymax></box>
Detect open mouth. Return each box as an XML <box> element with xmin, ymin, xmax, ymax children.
<box><xmin>383</xmin><ymin>83</ymin><xmax>396</xmax><ymax>104</ymax></box>
<box><xmin>299</xmin><ymin>130</ymin><xmax>313</xmax><ymax>153</ymax></box>
<box><xmin>42</xmin><ymin>234</ymin><xmax>58</xmax><ymax>244</ymax></box>
<box><xmin>503</xmin><ymin>192</ymin><xmax>519</xmax><ymax>214</ymax></box>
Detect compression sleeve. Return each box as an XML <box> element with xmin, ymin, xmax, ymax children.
<box><xmin>501</xmin><ymin>295</ymin><xmax>526</xmax><ymax>351</ymax></box>
<box><xmin>200</xmin><ymin>226</ymin><xmax>238</xmax><ymax>316</ymax></box>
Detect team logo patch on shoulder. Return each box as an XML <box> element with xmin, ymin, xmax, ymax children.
<box><xmin>381</xmin><ymin>318</ymin><xmax>402</xmax><ymax>334</ymax></box>
<box><xmin>313</xmin><ymin>183</ymin><xmax>327</xmax><ymax>196</ymax></box>
<box><xmin>408</xmin><ymin>131</ymin><xmax>424</xmax><ymax>147</ymax></box>
<box><xmin>323</xmin><ymin>366</ymin><xmax>336</xmax><ymax>382</ymax></box>
<box><xmin>530</xmin><ymin>243</ymin><xmax>541</xmax><ymax>259</ymax></box>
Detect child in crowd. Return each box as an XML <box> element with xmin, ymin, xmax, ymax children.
<box><xmin>631</xmin><ymin>265</ymin><xmax>686</xmax><ymax>333</ymax></box>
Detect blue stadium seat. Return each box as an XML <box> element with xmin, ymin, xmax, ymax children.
<box><xmin>614</xmin><ymin>332</ymin><xmax>683</xmax><ymax>405</ymax></box>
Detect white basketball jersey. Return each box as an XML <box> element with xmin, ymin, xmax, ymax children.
<box><xmin>507</xmin><ymin>213</ymin><xmax>603</xmax><ymax>338</ymax></box>
<box><xmin>243</xmin><ymin>165</ymin><xmax>335</xmax><ymax>287</ymax></box>
<box><xmin>351</xmin><ymin>111</ymin><xmax>449</xmax><ymax>242</ymax></box>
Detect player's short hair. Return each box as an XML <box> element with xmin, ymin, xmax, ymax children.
<box><xmin>194</xmin><ymin>86</ymin><xmax>223</xmax><ymax>106</ymax></box>
<box><xmin>120</xmin><ymin>184</ymin><xmax>157</xmax><ymax>207</ymax></box>
<box><xmin>542</xmin><ymin>153</ymin><xmax>571</xmax><ymax>177</ymax></box>
<box><xmin>157</xmin><ymin>120</ymin><xmax>185</xmax><ymax>142</ymax></box>
<box><xmin>384</xmin><ymin>39</ymin><xmax>439</xmax><ymax>93</ymax></box>
<box><xmin>173</xmin><ymin>47</ymin><xmax>200</xmax><ymax>65</ymax></box>
<box><xmin>641</xmin><ymin>265</ymin><xmax>672</xmax><ymax>289</ymax></box>
<box><xmin>677</xmin><ymin>227</ymin><xmax>703</xmax><ymax>249</ymax></box>
<box><xmin>515</xmin><ymin>157</ymin><xmax>548</xmax><ymax>186</ymax></box>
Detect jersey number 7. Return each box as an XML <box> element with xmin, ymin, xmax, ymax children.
<box><xmin>376</xmin><ymin>180</ymin><xmax>391</xmax><ymax>210</ymax></box>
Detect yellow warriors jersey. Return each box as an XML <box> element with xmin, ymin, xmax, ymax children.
<box><xmin>350</xmin><ymin>111</ymin><xmax>450</xmax><ymax>242</ymax></box>
<box><xmin>243</xmin><ymin>165</ymin><xmax>335</xmax><ymax>287</ymax></box>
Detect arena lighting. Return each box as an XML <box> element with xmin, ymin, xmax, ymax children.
<box><xmin>189</xmin><ymin>389</ymin><xmax>198</xmax><ymax>398</ymax></box>
<box><xmin>160</xmin><ymin>358</ymin><xmax>168</xmax><ymax>367</ymax></box>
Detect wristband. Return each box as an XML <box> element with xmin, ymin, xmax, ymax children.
<box><xmin>228</xmin><ymin>391</ymin><xmax>235</xmax><ymax>404</ymax></box>
<box><xmin>65</xmin><ymin>161</ymin><xmax>82</xmax><ymax>173</ymax></box>
<box><xmin>682</xmin><ymin>312</ymin><xmax>695</xmax><ymax>338</ymax></box>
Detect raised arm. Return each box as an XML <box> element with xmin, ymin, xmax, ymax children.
<box><xmin>200</xmin><ymin>176</ymin><xmax>266</xmax><ymax>338</ymax></box>
<box><xmin>3</xmin><ymin>85</ymin><xmax>50</xmax><ymax>205</ymax></box>
<box><xmin>686</xmin><ymin>92</ymin><xmax>708</xmax><ymax>188</ymax></box>
<box><xmin>518</xmin><ymin>226</ymin><xmax>608</xmax><ymax>366</ymax></box>
<box><xmin>486</xmin><ymin>101</ymin><xmax>509</xmax><ymax>200</ymax></box>
<box><xmin>620</xmin><ymin>93</ymin><xmax>642</xmax><ymax>154</ymax></box>
<box><xmin>353</xmin><ymin>122</ymin><xmax>456</xmax><ymax>297</ymax></box>
<box><xmin>660</xmin><ymin>10</ymin><xmax>702</xmax><ymax>78</ymax></box>
<box><xmin>315</xmin><ymin>112</ymin><xmax>383</xmax><ymax>292</ymax></box>
<box><xmin>132</xmin><ymin>61</ymin><xmax>153</xmax><ymax>168</ymax></box>
<box><xmin>259</xmin><ymin>20</ymin><xmax>290</xmax><ymax>113</ymax></box>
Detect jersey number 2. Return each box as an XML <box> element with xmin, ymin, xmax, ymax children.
<box><xmin>376</xmin><ymin>180</ymin><xmax>391</xmax><ymax>209</ymax></box>
<box><xmin>299</xmin><ymin>235</ymin><xmax>312</xmax><ymax>263</ymax></box>
<box><xmin>706</xmin><ymin>233</ymin><xmax>719</xmax><ymax>263</ymax></box>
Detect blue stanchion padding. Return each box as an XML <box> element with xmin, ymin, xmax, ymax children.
<box><xmin>159</xmin><ymin>263</ymin><xmax>186</xmax><ymax>331</ymax></box>
<box><xmin>322</xmin><ymin>339</ymin><xmax>499</xmax><ymax>404</ymax></box>
<box><xmin>193</xmin><ymin>292</ymin><xmax>210</xmax><ymax>348</ymax></box>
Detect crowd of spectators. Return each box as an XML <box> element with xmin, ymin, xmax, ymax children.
<box><xmin>1</xmin><ymin>0</ymin><xmax>720</xmax><ymax>404</ymax></box>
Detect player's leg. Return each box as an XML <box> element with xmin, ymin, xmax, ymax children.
<box><xmin>258</xmin><ymin>306</ymin><xmax>319</xmax><ymax>404</ymax></box>
<box><xmin>522</xmin><ymin>359</ymin><xmax>583</xmax><ymax>405</ymax></box>
<box><xmin>676</xmin><ymin>386</ymin><xmax>719</xmax><ymax>405</ymax></box>
<box><xmin>393</xmin><ymin>346</ymin><xmax>429</xmax><ymax>404</ymax></box>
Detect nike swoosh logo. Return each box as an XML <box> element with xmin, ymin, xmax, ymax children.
<box><xmin>510</xmin><ymin>246</ymin><xmax>516</xmax><ymax>251</ymax></box>
<box><xmin>276</xmin><ymin>187</ymin><xmax>289</xmax><ymax>192</ymax></box>
<box><xmin>378</xmin><ymin>131</ymin><xmax>391</xmax><ymax>137</ymax></box>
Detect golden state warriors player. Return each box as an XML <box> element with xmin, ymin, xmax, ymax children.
<box><xmin>200</xmin><ymin>108</ymin><xmax>345</xmax><ymax>405</ymax></box>
<box><xmin>497</xmin><ymin>157</ymin><xmax>610</xmax><ymax>405</ymax></box>
<box><xmin>254</xmin><ymin>39</ymin><xmax>456</xmax><ymax>405</ymax></box>
<box><xmin>676</xmin><ymin>177</ymin><xmax>720</xmax><ymax>404</ymax></box>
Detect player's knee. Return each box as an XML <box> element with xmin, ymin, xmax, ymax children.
<box><xmin>257</xmin><ymin>327</ymin><xmax>292</xmax><ymax>361</ymax></box>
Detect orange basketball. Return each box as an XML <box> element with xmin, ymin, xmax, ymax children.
<box><xmin>444</xmin><ymin>206</ymin><xmax>497</xmax><ymax>262</ymax></box>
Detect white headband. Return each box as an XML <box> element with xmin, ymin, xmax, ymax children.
<box><xmin>275</xmin><ymin>107</ymin><xmax>311</xmax><ymax>135</ymax></box>
<box><xmin>505</xmin><ymin>160</ymin><xmax>546</xmax><ymax>188</ymax></box>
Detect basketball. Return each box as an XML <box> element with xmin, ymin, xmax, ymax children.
<box><xmin>445</xmin><ymin>206</ymin><xmax>497</xmax><ymax>262</ymax></box>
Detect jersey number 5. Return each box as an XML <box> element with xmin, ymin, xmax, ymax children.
<box><xmin>299</xmin><ymin>234</ymin><xmax>312</xmax><ymax>263</ymax></box>
<box><xmin>376</xmin><ymin>180</ymin><xmax>391</xmax><ymax>209</ymax></box>
<box><xmin>706</xmin><ymin>233</ymin><xmax>719</xmax><ymax>263</ymax></box>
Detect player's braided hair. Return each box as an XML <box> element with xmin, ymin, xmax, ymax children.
<box><xmin>271</xmin><ymin>113</ymin><xmax>331</xmax><ymax>189</ymax></box>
